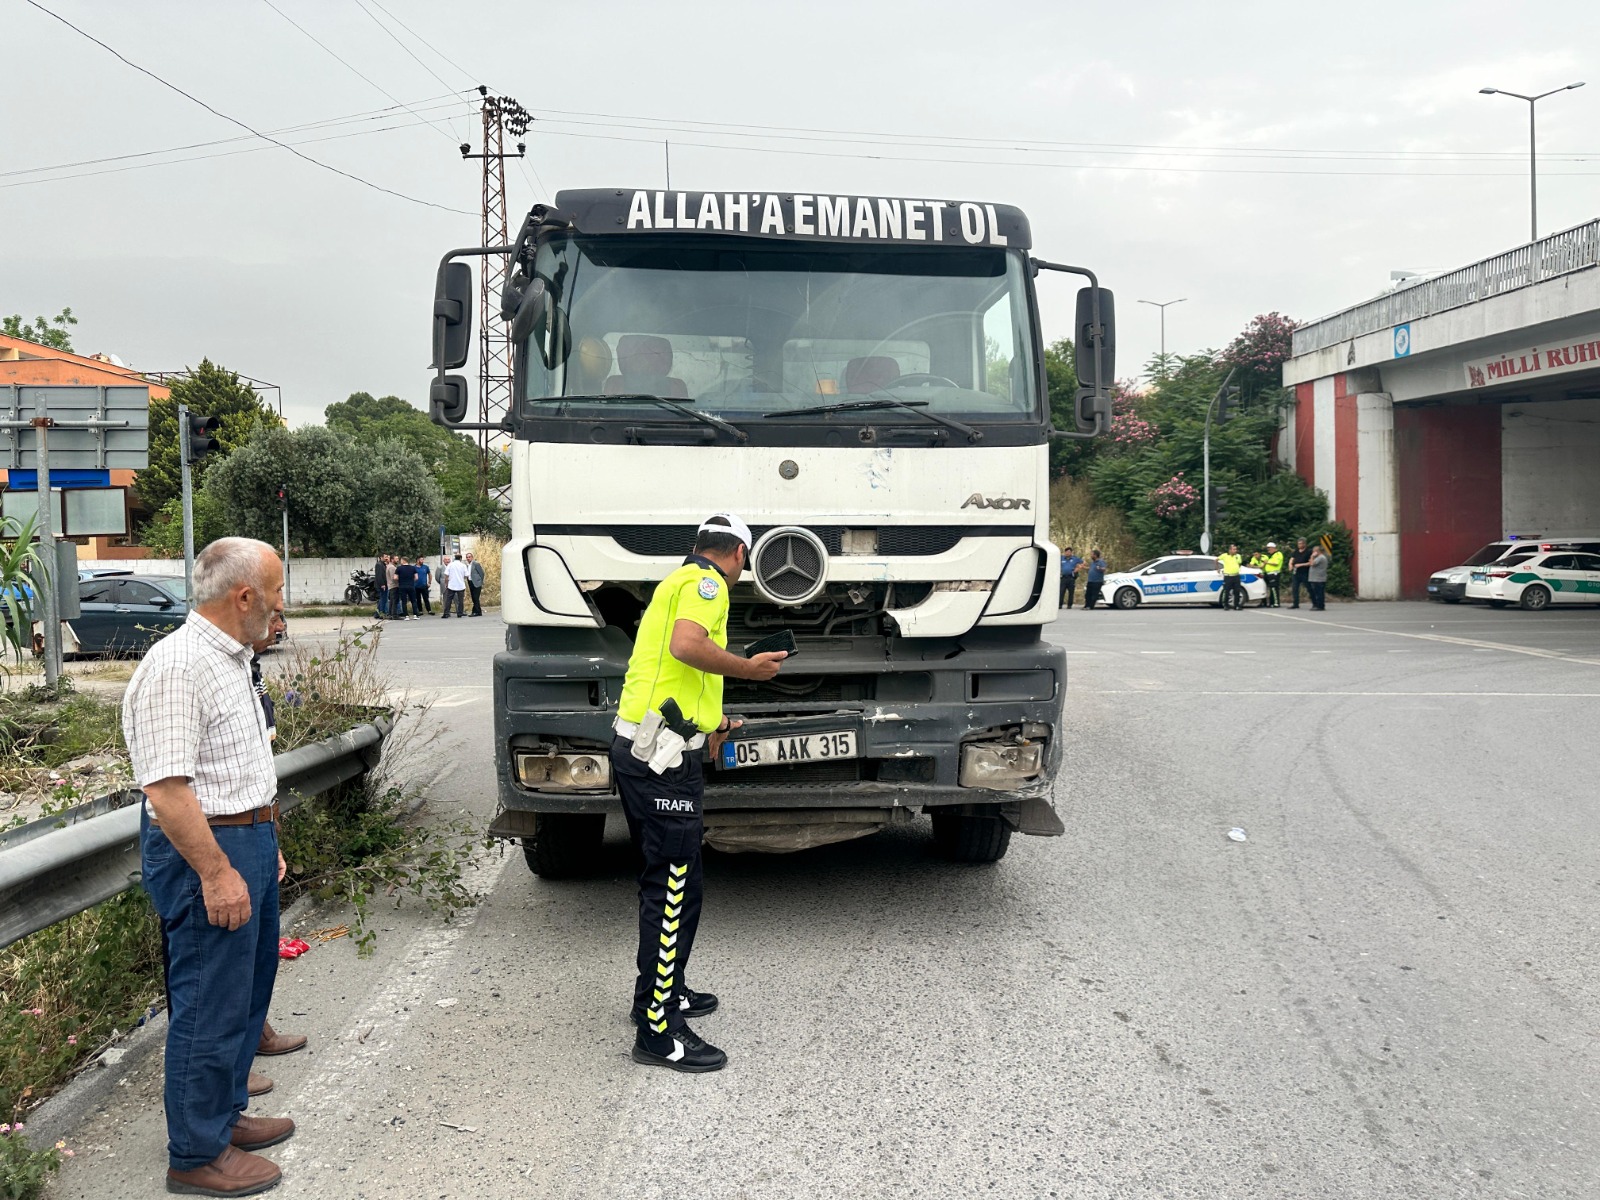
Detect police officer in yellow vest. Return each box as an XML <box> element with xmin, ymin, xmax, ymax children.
<box><xmin>1217</xmin><ymin>544</ymin><xmax>1246</xmax><ymax>611</ymax></box>
<box><xmin>1258</xmin><ymin>541</ymin><xmax>1285</xmax><ymax>607</ymax></box>
<box><xmin>610</xmin><ymin>513</ymin><xmax>787</xmax><ymax>1072</ymax></box>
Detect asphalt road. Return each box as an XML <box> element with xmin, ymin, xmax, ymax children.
<box><xmin>44</xmin><ymin>601</ymin><xmax>1600</xmax><ymax>1199</ymax></box>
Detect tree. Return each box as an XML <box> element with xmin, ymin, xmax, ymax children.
<box><xmin>139</xmin><ymin>360</ymin><xmax>281</xmax><ymax>516</ymax></box>
<box><xmin>2</xmin><ymin>307</ymin><xmax>77</xmax><ymax>351</ymax></box>
<box><xmin>139</xmin><ymin>492</ymin><xmax>227</xmax><ymax>557</ymax></box>
<box><xmin>326</xmin><ymin>391</ymin><xmax>509</xmax><ymax>537</ymax></box>
<box><xmin>204</xmin><ymin>424</ymin><xmax>442</xmax><ymax>557</ymax></box>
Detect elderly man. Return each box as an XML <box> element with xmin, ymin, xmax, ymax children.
<box><xmin>124</xmin><ymin>538</ymin><xmax>293</xmax><ymax>1196</ymax></box>
<box><xmin>465</xmin><ymin>551</ymin><xmax>485</xmax><ymax>617</ymax></box>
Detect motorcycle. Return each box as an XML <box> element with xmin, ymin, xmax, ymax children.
<box><xmin>345</xmin><ymin>569</ymin><xmax>380</xmax><ymax>605</ymax></box>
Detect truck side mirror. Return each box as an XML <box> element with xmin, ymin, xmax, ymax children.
<box><xmin>1073</xmin><ymin>286</ymin><xmax>1116</xmax><ymax>433</ymax></box>
<box><xmin>432</xmin><ymin>261</ymin><xmax>474</xmax><ymax>371</ymax></box>
<box><xmin>430</xmin><ymin>374</ymin><xmax>470</xmax><ymax>424</ymax></box>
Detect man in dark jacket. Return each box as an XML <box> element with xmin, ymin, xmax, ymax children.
<box><xmin>373</xmin><ymin>553</ymin><xmax>388</xmax><ymax>617</ymax></box>
<box><xmin>1289</xmin><ymin>539</ymin><xmax>1313</xmax><ymax>609</ymax></box>
<box><xmin>394</xmin><ymin>558</ymin><xmax>417</xmax><ymax>620</ymax></box>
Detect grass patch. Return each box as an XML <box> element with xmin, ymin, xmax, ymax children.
<box><xmin>1049</xmin><ymin>475</ymin><xmax>1141</xmax><ymax>572</ymax></box>
<box><xmin>474</xmin><ymin>535</ymin><xmax>503</xmax><ymax>608</ymax></box>
<box><xmin>287</xmin><ymin>605</ymin><xmax>373</xmax><ymax>619</ymax></box>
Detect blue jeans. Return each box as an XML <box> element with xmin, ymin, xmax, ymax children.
<box><xmin>141</xmin><ymin>805</ymin><xmax>280</xmax><ymax>1171</ymax></box>
<box><xmin>377</xmin><ymin>585</ymin><xmax>388</xmax><ymax>616</ymax></box>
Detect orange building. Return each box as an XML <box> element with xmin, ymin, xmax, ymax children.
<box><xmin>0</xmin><ymin>334</ymin><xmax>165</xmax><ymax>559</ymax></box>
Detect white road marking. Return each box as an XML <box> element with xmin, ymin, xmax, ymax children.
<box><xmin>1140</xmin><ymin>650</ymin><xmax>1175</xmax><ymax>655</ymax></box>
<box><xmin>1223</xmin><ymin>651</ymin><xmax>1256</xmax><ymax>655</ymax></box>
<box><xmin>1264</xmin><ymin>610</ymin><xmax>1600</xmax><ymax>666</ymax></box>
<box><xmin>273</xmin><ymin>852</ymin><xmax>514</xmax><ymax>1171</ymax></box>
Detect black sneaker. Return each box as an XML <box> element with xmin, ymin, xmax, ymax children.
<box><xmin>677</xmin><ymin>988</ymin><xmax>718</xmax><ymax>1018</ymax></box>
<box><xmin>631</xmin><ymin>1024</ymin><xmax>727</xmax><ymax>1073</ymax></box>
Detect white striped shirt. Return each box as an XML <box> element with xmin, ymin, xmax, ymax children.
<box><xmin>122</xmin><ymin>612</ymin><xmax>277</xmax><ymax>816</ymax></box>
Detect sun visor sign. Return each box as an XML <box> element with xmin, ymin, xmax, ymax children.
<box><xmin>554</xmin><ymin>188</ymin><xmax>1032</xmax><ymax>249</ymax></box>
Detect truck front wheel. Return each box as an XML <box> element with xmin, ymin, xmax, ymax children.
<box><xmin>523</xmin><ymin>813</ymin><xmax>606</xmax><ymax>879</ymax></box>
<box><xmin>930</xmin><ymin>806</ymin><xmax>1012</xmax><ymax>864</ymax></box>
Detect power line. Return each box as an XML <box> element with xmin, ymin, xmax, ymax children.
<box><xmin>523</xmin><ymin>105</ymin><xmax>1596</xmax><ymax>162</ymax></box>
<box><xmin>0</xmin><ymin>113</ymin><xmax>461</xmax><ymax>190</ymax></box>
<box><xmin>18</xmin><ymin>0</ymin><xmax>471</xmax><ymax>215</ymax></box>
<box><xmin>0</xmin><ymin>94</ymin><xmax>463</xmax><ymax>179</ymax></box>
<box><xmin>350</xmin><ymin>0</ymin><xmax>463</xmax><ymax>109</ymax></box>
<box><xmin>523</xmin><ymin>125</ymin><xmax>1600</xmax><ymax>178</ymax></box>
<box><xmin>259</xmin><ymin>0</ymin><xmax>458</xmax><ymax>145</ymax></box>
<box><xmin>361</xmin><ymin>0</ymin><xmax>479</xmax><ymax>85</ymax></box>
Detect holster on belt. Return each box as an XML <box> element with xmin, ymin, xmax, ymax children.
<box><xmin>643</xmin><ymin>697</ymin><xmax>701</xmax><ymax>775</ymax></box>
<box><xmin>628</xmin><ymin>709</ymin><xmax>665</xmax><ymax>763</ymax></box>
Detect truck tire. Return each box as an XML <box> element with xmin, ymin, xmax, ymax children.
<box><xmin>930</xmin><ymin>806</ymin><xmax>1012</xmax><ymax>864</ymax></box>
<box><xmin>522</xmin><ymin>813</ymin><xmax>606</xmax><ymax>879</ymax></box>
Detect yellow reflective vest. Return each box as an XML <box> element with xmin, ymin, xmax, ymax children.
<box><xmin>1218</xmin><ymin>553</ymin><xmax>1243</xmax><ymax>576</ymax></box>
<box><xmin>1262</xmin><ymin>551</ymin><xmax>1285</xmax><ymax>573</ymax></box>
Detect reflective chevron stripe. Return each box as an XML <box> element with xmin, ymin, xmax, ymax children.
<box><xmin>645</xmin><ymin>862</ymin><xmax>691</xmax><ymax>1034</ymax></box>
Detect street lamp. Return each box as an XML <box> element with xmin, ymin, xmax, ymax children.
<box><xmin>1137</xmin><ymin>297</ymin><xmax>1186</xmax><ymax>375</ymax></box>
<box><xmin>1479</xmin><ymin>82</ymin><xmax>1585</xmax><ymax>242</ymax></box>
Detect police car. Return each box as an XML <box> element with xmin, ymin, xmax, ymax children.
<box><xmin>1102</xmin><ymin>554</ymin><xmax>1266</xmax><ymax>609</ymax></box>
<box><xmin>1468</xmin><ymin>549</ymin><xmax>1600</xmax><ymax>610</ymax></box>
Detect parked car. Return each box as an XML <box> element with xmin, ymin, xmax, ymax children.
<box><xmin>1468</xmin><ymin>551</ymin><xmax>1600</xmax><ymax>610</ymax></box>
<box><xmin>1436</xmin><ymin>538</ymin><xmax>1600</xmax><ymax>602</ymax></box>
<box><xmin>1102</xmin><ymin>554</ymin><xmax>1266</xmax><ymax>609</ymax></box>
<box><xmin>70</xmin><ymin>574</ymin><xmax>188</xmax><ymax>656</ymax></box>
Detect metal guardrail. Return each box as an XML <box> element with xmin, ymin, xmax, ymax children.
<box><xmin>1291</xmin><ymin>218</ymin><xmax>1600</xmax><ymax>357</ymax></box>
<box><xmin>0</xmin><ymin>719</ymin><xmax>390</xmax><ymax>951</ymax></box>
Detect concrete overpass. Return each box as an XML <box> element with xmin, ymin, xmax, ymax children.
<box><xmin>1281</xmin><ymin>218</ymin><xmax>1600</xmax><ymax>598</ymax></box>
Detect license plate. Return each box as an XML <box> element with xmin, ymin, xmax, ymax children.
<box><xmin>720</xmin><ymin>730</ymin><xmax>858</xmax><ymax>769</ymax></box>
<box><xmin>1427</xmin><ymin>585</ymin><xmax>1438</xmax><ymax>592</ymax></box>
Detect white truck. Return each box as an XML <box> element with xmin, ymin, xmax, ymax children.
<box><xmin>429</xmin><ymin>188</ymin><xmax>1113</xmax><ymax>876</ymax></box>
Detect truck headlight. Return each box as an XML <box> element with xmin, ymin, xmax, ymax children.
<box><xmin>515</xmin><ymin>751</ymin><xmax>610</xmax><ymax>791</ymax></box>
<box><xmin>958</xmin><ymin>741</ymin><xmax>1045</xmax><ymax>790</ymax></box>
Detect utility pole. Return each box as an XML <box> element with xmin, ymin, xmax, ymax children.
<box><xmin>32</xmin><ymin>417</ymin><xmax>61</xmax><ymax>686</ymax></box>
<box><xmin>180</xmin><ymin>408</ymin><xmax>219</xmax><ymax>599</ymax></box>
<box><xmin>1479</xmin><ymin>82</ymin><xmax>1585</xmax><ymax>242</ymax></box>
<box><xmin>277</xmin><ymin>483</ymin><xmax>291</xmax><ymax>608</ymax></box>
<box><xmin>1137</xmin><ymin>297</ymin><xmax>1186</xmax><ymax>376</ymax></box>
<box><xmin>179</xmin><ymin>401</ymin><xmax>195</xmax><ymax>599</ymax></box>
<box><xmin>462</xmin><ymin>88</ymin><xmax>531</xmax><ymax>495</ymax></box>
<box><xmin>1201</xmin><ymin>369</ymin><xmax>1237</xmax><ymax>555</ymax></box>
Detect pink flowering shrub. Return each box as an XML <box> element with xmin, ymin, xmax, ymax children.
<box><xmin>1150</xmin><ymin>473</ymin><xmax>1199</xmax><ymax>519</ymax></box>
<box><xmin>1221</xmin><ymin>312</ymin><xmax>1298</xmax><ymax>386</ymax></box>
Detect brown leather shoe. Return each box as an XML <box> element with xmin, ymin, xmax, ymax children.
<box><xmin>256</xmin><ymin>1021</ymin><xmax>307</xmax><ymax>1057</ymax></box>
<box><xmin>246</xmin><ymin>1071</ymin><xmax>273</xmax><ymax>1097</ymax></box>
<box><xmin>230</xmin><ymin>1114</ymin><xmax>295</xmax><ymax>1152</ymax></box>
<box><xmin>165</xmin><ymin>1144</ymin><xmax>281</xmax><ymax>1196</ymax></box>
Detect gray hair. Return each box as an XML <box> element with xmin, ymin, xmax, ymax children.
<box><xmin>193</xmin><ymin>537</ymin><xmax>276</xmax><ymax>605</ymax></box>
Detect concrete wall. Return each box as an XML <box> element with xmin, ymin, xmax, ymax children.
<box><xmin>1501</xmin><ymin>398</ymin><xmax>1600</xmax><ymax>536</ymax></box>
<box><xmin>1393</xmin><ymin>406</ymin><xmax>1502</xmax><ymax>598</ymax></box>
<box><xmin>79</xmin><ymin>557</ymin><xmax>375</xmax><ymax>606</ymax></box>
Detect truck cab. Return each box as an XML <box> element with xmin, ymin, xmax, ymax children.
<box><xmin>430</xmin><ymin>188</ymin><xmax>1112</xmax><ymax>875</ymax></box>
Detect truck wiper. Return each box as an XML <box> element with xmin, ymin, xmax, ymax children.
<box><xmin>765</xmin><ymin>395</ymin><xmax>981</xmax><ymax>443</ymax></box>
<box><xmin>547</xmin><ymin>393</ymin><xmax>748</xmax><ymax>443</ymax></box>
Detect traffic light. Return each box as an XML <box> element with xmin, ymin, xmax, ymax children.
<box><xmin>275</xmin><ymin>484</ymin><xmax>287</xmax><ymax>510</ymax></box>
<box><xmin>1210</xmin><ymin>484</ymin><xmax>1230</xmax><ymax>523</ymax></box>
<box><xmin>186</xmin><ymin>413</ymin><xmax>220</xmax><ymax>463</ymax></box>
<box><xmin>1217</xmin><ymin>386</ymin><xmax>1241</xmax><ymax>423</ymax></box>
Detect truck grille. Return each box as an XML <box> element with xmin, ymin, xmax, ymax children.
<box><xmin>709</xmin><ymin>761</ymin><xmax>863</xmax><ymax>787</ymax></box>
<box><xmin>724</xmin><ymin>674</ymin><xmax>875</xmax><ymax>704</ymax></box>
<box><xmin>590</xmin><ymin>524</ymin><xmax>997</xmax><ymax>558</ymax></box>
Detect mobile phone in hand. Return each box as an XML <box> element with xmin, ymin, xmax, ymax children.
<box><xmin>743</xmin><ymin>629</ymin><xmax>798</xmax><ymax>659</ymax></box>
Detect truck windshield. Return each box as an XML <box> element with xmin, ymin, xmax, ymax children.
<box><xmin>522</xmin><ymin>234</ymin><xmax>1039</xmax><ymax>423</ymax></box>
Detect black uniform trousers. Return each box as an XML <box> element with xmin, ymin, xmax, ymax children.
<box><xmin>1221</xmin><ymin>576</ymin><xmax>1246</xmax><ymax>610</ymax></box>
<box><xmin>610</xmin><ymin>737</ymin><xmax>705</xmax><ymax>1034</ymax></box>
<box><xmin>1263</xmin><ymin>572</ymin><xmax>1281</xmax><ymax>607</ymax></box>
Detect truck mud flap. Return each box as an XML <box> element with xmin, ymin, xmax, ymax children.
<box><xmin>1015</xmin><ymin>795</ymin><xmax>1066</xmax><ymax>837</ymax></box>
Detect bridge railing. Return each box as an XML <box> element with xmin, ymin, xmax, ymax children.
<box><xmin>1291</xmin><ymin>218</ymin><xmax>1600</xmax><ymax>357</ymax></box>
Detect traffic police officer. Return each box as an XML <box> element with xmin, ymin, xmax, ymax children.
<box><xmin>1217</xmin><ymin>544</ymin><xmax>1246</xmax><ymax>611</ymax></box>
<box><xmin>610</xmin><ymin>513</ymin><xmax>787</xmax><ymax>1072</ymax></box>
<box><xmin>1259</xmin><ymin>542</ymin><xmax>1285</xmax><ymax>607</ymax></box>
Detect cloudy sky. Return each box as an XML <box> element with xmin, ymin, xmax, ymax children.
<box><xmin>4</xmin><ymin>0</ymin><xmax>1596</xmax><ymax>425</ymax></box>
